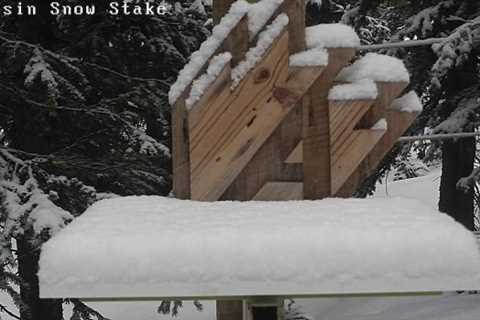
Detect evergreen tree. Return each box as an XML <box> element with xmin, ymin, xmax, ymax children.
<box><xmin>0</xmin><ymin>1</ymin><xmax>208</xmax><ymax>319</ymax></box>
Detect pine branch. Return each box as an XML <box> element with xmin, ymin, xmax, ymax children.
<box><xmin>0</xmin><ymin>35</ymin><xmax>171</xmax><ymax>89</ymax></box>
<box><xmin>0</xmin><ymin>303</ymin><xmax>20</xmax><ymax>320</ymax></box>
<box><xmin>67</xmin><ymin>299</ymin><xmax>111</xmax><ymax>320</ymax></box>
<box><xmin>0</xmin><ymin>83</ymin><xmax>134</xmax><ymax>128</ymax></box>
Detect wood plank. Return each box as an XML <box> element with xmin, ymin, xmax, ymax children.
<box><xmin>191</xmin><ymin>32</ymin><xmax>326</xmax><ymax>201</ymax></box>
<box><xmin>359</xmin><ymin>81</ymin><xmax>408</xmax><ymax>127</ymax></box>
<box><xmin>189</xmin><ymin>31</ymin><xmax>291</xmax><ymax>200</ymax></box>
<box><xmin>282</xmin><ymin>0</ymin><xmax>306</xmax><ymax>54</ymax></box>
<box><xmin>189</xmin><ymin>31</ymin><xmax>290</xmax><ymax>181</ymax></box>
<box><xmin>222</xmin><ymin>15</ymin><xmax>249</xmax><ymax>66</ymax></box>
<box><xmin>303</xmin><ymin>48</ymin><xmax>356</xmax><ymax>200</ymax></box>
<box><xmin>222</xmin><ymin>104</ymin><xmax>304</xmax><ymax>201</ymax></box>
<box><xmin>171</xmin><ymin>7</ymin><xmax>247</xmax><ymax>106</ymax></box>
<box><xmin>188</xmin><ymin>61</ymin><xmax>232</xmax><ymax>131</ymax></box>
<box><xmin>334</xmin><ymin>110</ymin><xmax>418</xmax><ymax>197</ymax></box>
<box><xmin>330</xmin><ymin>100</ymin><xmax>375</xmax><ymax>162</ymax></box>
<box><xmin>285</xmin><ymin>99</ymin><xmax>374</xmax><ymax>165</ymax></box>
<box><xmin>285</xmin><ymin>141</ymin><xmax>302</xmax><ymax>164</ymax></box>
<box><xmin>217</xmin><ymin>300</ymin><xmax>243</xmax><ymax>320</ymax></box>
<box><xmin>172</xmin><ymin>93</ymin><xmax>191</xmax><ymax>199</ymax></box>
<box><xmin>331</xmin><ymin>129</ymin><xmax>386</xmax><ymax>194</ymax></box>
<box><xmin>253</xmin><ymin>182</ymin><xmax>303</xmax><ymax>201</ymax></box>
<box><xmin>192</xmin><ymin>67</ymin><xmax>323</xmax><ymax>201</ymax></box>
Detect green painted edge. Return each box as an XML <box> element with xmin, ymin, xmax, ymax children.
<box><xmin>79</xmin><ymin>291</ymin><xmax>443</xmax><ymax>303</ymax></box>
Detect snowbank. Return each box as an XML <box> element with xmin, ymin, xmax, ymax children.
<box><xmin>39</xmin><ymin>196</ymin><xmax>480</xmax><ymax>299</ymax></box>
<box><xmin>306</xmin><ymin>23</ymin><xmax>360</xmax><ymax>49</ymax></box>
<box><xmin>337</xmin><ymin>53</ymin><xmax>410</xmax><ymax>83</ymax></box>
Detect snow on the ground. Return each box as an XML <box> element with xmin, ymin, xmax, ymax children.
<box><xmin>289</xmin><ymin>48</ymin><xmax>329</xmax><ymax>67</ymax></box>
<box><xmin>337</xmin><ymin>52</ymin><xmax>410</xmax><ymax>83</ymax></box>
<box><xmin>373</xmin><ymin>167</ymin><xmax>441</xmax><ymax>209</ymax></box>
<box><xmin>328</xmin><ymin>79</ymin><xmax>378</xmax><ymax>100</ymax></box>
<box><xmin>298</xmin><ymin>293</ymin><xmax>480</xmax><ymax>320</ymax></box>
<box><xmin>306</xmin><ymin>23</ymin><xmax>360</xmax><ymax>49</ymax></box>
<box><xmin>390</xmin><ymin>90</ymin><xmax>424</xmax><ymax>112</ymax></box>
<box><xmin>39</xmin><ymin>195</ymin><xmax>480</xmax><ymax>299</ymax></box>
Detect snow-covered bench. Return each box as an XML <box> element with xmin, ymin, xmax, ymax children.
<box><xmin>39</xmin><ymin>196</ymin><xmax>480</xmax><ymax>300</ymax></box>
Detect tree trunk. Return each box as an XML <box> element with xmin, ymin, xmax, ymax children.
<box><xmin>439</xmin><ymin>137</ymin><xmax>475</xmax><ymax>230</ymax></box>
<box><xmin>17</xmin><ymin>238</ymin><xmax>63</xmax><ymax>320</ymax></box>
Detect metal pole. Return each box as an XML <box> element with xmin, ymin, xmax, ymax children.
<box><xmin>397</xmin><ymin>132</ymin><xmax>480</xmax><ymax>143</ymax></box>
<box><xmin>359</xmin><ymin>38</ymin><xmax>445</xmax><ymax>51</ymax></box>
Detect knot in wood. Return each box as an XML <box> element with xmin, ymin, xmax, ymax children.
<box><xmin>254</xmin><ymin>68</ymin><xmax>271</xmax><ymax>84</ymax></box>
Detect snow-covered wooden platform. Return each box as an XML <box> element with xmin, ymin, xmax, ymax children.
<box><xmin>39</xmin><ymin>196</ymin><xmax>480</xmax><ymax>300</ymax></box>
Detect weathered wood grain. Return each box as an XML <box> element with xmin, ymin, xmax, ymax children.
<box><xmin>335</xmin><ymin>110</ymin><xmax>418</xmax><ymax>197</ymax></box>
<box><xmin>253</xmin><ymin>182</ymin><xmax>303</xmax><ymax>201</ymax></box>
<box><xmin>172</xmin><ymin>93</ymin><xmax>191</xmax><ymax>199</ymax></box>
<box><xmin>331</xmin><ymin>129</ymin><xmax>386</xmax><ymax>194</ymax></box>
<box><xmin>303</xmin><ymin>48</ymin><xmax>356</xmax><ymax>200</ymax></box>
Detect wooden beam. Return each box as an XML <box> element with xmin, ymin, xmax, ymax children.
<box><xmin>189</xmin><ymin>30</ymin><xmax>290</xmax><ymax>201</ymax></box>
<box><xmin>190</xmin><ymin>31</ymin><xmax>325</xmax><ymax>201</ymax></box>
<box><xmin>222</xmin><ymin>104</ymin><xmax>304</xmax><ymax>201</ymax></box>
<box><xmin>331</xmin><ymin>129</ymin><xmax>386</xmax><ymax>194</ymax></box>
<box><xmin>217</xmin><ymin>300</ymin><xmax>243</xmax><ymax>320</ymax></box>
<box><xmin>188</xmin><ymin>60</ymin><xmax>232</xmax><ymax>130</ymax></box>
<box><xmin>359</xmin><ymin>81</ymin><xmax>408</xmax><ymax>128</ymax></box>
<box><xmin>281</xmin><ymin>0</ymin><xmax>306</xmax><ymax>54</ymax></box>
<box><xmin>303</xmin><ymin>48</ymin><xmax>356</xmax><ymax>200</ymax></box>
<box><xmin>223</xmin><ymin>15</ymin><xmax>249</xmax><ymax>66</ymax></box>
<box><xmin>172</xmin><ymin>93</ymin><xmax>191</xmax><ymax>199</ymax></box>
<box><xmin>334</xmin><ymin>110</ymin><xmax>418</xmax><ymax>197</ymax></box>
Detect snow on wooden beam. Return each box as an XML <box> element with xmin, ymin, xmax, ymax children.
<box><xmin>39</xmin><ymin>196</ymin><xmax>480</xmax><ymax>300</ymax></box>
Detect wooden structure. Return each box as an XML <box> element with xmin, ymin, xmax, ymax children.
<box><xmin>171</xmin><ymin>1</ymin><xmax>418</xmax><ymax>319</ymax></box>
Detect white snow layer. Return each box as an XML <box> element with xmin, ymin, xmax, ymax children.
<box><xmin>185</xmin><ymin>52</ymin><xmax>232</xmax><ymax>109</ymax></box>
<box><xmin>328</xmin><ymin>79</ymin><xmax>378</xmax><ymax>100</ymax></box>
<box><xmin>289</xmin><ymin>48</ymin><xmax>329</xmax><ymax>67</ymax></box>
<box><xmin>337</xmin><ymin>53</ymin><xmax>410</xmax><ymax>83</ymax></box>
<box><xmin>168</xmin><ymin>0</ymin><xmax>250</xmax><ymax>105</ymax></box>
<box><xmin>39</xmin><ymin>196</ymin><xmax>480</xmax><ymax>299</ymax></box>
<box><xmin>371</xmin><ymin>118</ymin><xmax>388</xmax><ymax>131</ymax></box>
<box><xmin>306</xmin><ymin>23</ymin><xmax>360</xmax><ymax>49</ymax></box>
<box><xmin>390</xmin><ymin>91</ymin><xmax>423</xmax><ymax>113</ymax></box>
<box><xmin>231</xmin><ymin>14</ymin><xmax>289</xmax><ymax>89</ymax></box>
<box><xmin>247</xmin><ymin>0</ymin><xmax>284</xmax><ymax>39</ymax></box>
